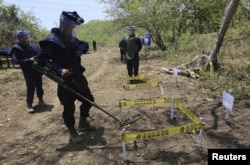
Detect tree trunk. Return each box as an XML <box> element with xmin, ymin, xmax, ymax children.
<box><xmin>208</xmin><ymin>0</ymin><xmax>240</xmax><ymax>71</ymax></box>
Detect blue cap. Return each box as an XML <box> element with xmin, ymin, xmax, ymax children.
<box><xmin>127</xmin><ymin>26</ymin><xmax>135</xmax><ymax>31</ymax></box>
<box><xmin>16</xmin><ymin>30</ymin><xmax>29</xmax><ymax>37</ymax></box>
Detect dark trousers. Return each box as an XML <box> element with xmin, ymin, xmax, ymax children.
<box><xmin>23</xmin><ymin>72</ymin><xmax>43</xmax><ymax>104</ymax></box>
<box><xmin>57</xmin><ymin>74</ymin><xmax>94</xmax><ymax>127</ymax></box>
<box><xmin>120</xmin><ymin>49</ymin><xmax>125</xmax><ymax>62</ymax></box>
<box><xmin>126</xmin><ymin>55</ymin><xmax>139</xmax><ymax>77</ymax></box>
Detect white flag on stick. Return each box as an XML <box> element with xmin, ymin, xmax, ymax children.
<box><xmin>173</xmin><ymin>68</ymin><xmax>178</xmax><ymax>87</ymax></box>
<box><xmin>222</xmin><ymin>90</ymin><xmax>234</xmax><ymax>112</ymax></box>
<box><xmin>173</xmin><ymin>68</ymin><xmax>178</xmax><ymax>78</ymax></box>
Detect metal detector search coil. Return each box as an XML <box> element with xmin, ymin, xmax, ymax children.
<box><xmin>120</xmin><ymin>113</ymin><xmax>144</xmax><ymax>127</ymax></box>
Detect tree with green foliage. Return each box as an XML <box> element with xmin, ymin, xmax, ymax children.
<box><xmin>99</xmin><ymin>0</ymin><xmax>230</xmax><ymax>52</ymax></box>
<box><xmin>181</xmin><ymin>0</ymin><xmax>227</xmax><ymax>33</ymax></box>
<box><xmin>100</xmin><ymin>0</ymin><xmax>174</xmax><ymax>51</ymax></box>
<box><xmin>100</xmin><ymin>0</ymin><xmax>243</xmax><ymax>75</ymax></box>
<box><xmin>0</xmin><ymin>1</ymin><xmax>43</xmax><ymax>47</ymax></box>
<box><xmin>78</xmin><ymin>20</ymin><xmax>121</xmax><ymax>47</ymax></box>
<box><xmin>0</xmin><ymin>4</ymin><xmax>20</xmax><ymax>47</ymax></box>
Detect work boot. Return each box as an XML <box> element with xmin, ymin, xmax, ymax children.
<box><xmin>78</xmin><ymin>117</ymin><xmax>96</xmax><ymax>132</ymax></box>
<box><xmin>38</xmin><ymin>98</ymin><xmax>47</xmax><ymax>106</ymax></box>
<box><xmin>68</xmin><ymin>126</ymin><xmax>82</xmax><ymax>144</ymax></box>
<box><xmin>26</xmin><ymin>103</ymin><xmax>35</xmax><ymax>113</ymax></box>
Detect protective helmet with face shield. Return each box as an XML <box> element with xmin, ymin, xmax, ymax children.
<box><xmin>60</xmin><ymin>11</ymin><xmax>84</xmax><ymax>39</ymax></box>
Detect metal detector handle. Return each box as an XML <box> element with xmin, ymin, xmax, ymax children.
<box><xmin>32</xmin><ymin>62</ymin><xmax>65</xmax><ymax>85</ymax></box>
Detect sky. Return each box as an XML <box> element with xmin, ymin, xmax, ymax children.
<box><xmin>3</xmin><ymin>0</ymin><xmax>110</xmax><ymax>29</ymax></box>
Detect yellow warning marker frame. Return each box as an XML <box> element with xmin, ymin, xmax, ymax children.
<box><xmin>119</xmin><ymin>74</ymin><xmax>204</xmax><ymax>161</ymax></box>
<box><xmin>120</xmin><ymin>74</ymin><xmax>204</xmax><ymax>161</ymax></box>
<box><xmin>119</xmin><ymin>97</ymin><xmax>200</xmax><ymax>123</ymax></box>
<box><xmin>119</xmin><ymin>97</ymin><xmax>202</xmax><ymax>141</ymax></box>
<box><xmin>125</xmin><ymin>74</ymin><xmax>157</xmax><ymax>81</ymax></box>
<box><xmin>122</xmin><ymin>122</ymin><xmax>204</xmax><ymax>142</ymax></box>
<box><xmin>119</xmin><ymin>97</ymin><xmax>170</xmax><ymax>108</ymax></box>
<box><xmin>120</xmin><ymin>97</ymin><xmax>205</xmax><ymax>161</ymax></box>
<box><xmin>122</xmin><ymin>74</ymin><xmax>164</xmax><ymax>99</ymax></box>
<box><xmin>174</xmin><ymin>100</ymin><xmax>200</xmax><ymax>123</ymax></box>
<box><xmin>123</xmin><ymin>81</ymin><xmax>162</xmax><ymax>90</ymax></box>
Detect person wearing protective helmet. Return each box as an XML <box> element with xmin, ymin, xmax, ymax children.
<box><xmin>118</xmin><ymin>37</ymin><xmax>126</xmax><ymax>63</ymax></box>
<box><xmin>12</xmin><ymin>30</ymin><xmax>46</xmax><ymax>113</ymax></box>
<box><xmin>124</xmin><ymin>26</ymin><xmax>142</xmax><ymax>83</ymax></box>
<box><xmin>92</xmin><ymin>40</ymin><xmax>97</xmax><ymax>52</ymax></box>
<box><xmin>36</xmin><ymin>11</ymin><xmax>95</xmax><ymax>144</ymax></box>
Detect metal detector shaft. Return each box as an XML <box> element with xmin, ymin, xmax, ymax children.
<box><xmin>32</xmin><ymin>62</ymin><xmax>143</xmax><ymax>127</ymax></box>
<box><xmin>61</xmin><ymin>84</ymin><xmax>120</xmax><ymax>123</ymax></box>
<box><xmin>61</xmin><ymin>85</ymin><xmax>144</xmax><ymax>127</ymax></box>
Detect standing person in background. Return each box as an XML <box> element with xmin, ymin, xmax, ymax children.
<box><xmin>118</xmin><ymin>37</ymin><xmax>126</xmax><ymax>63</ymax></box>
<box><xmin>92</xmin><ymin>40</ymin><xmax>97</xmax><ymax>52</ymax></box>
<box><xmin>0</xmin><ymin>43</ymin><xmax>2</xmax><ymax>68</ymax></box>
<box><xmin>124</xmin><ymin>26</ymin><xmax>142</xmax><ymax>83</ymax></box>
<box><xmin>12</xmin><ymin>30</ymin><xmax>46</xmax><ymax>113</ymax></box>
<box><xmin>36</xmin><ymin>11</ymin><xmax>95</xmax><ymax>144</ymax></box>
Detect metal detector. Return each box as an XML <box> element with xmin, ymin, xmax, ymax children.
<box><xmin>33</xmin><ymin>62</ymin><xmax>143</xmax><ymax>127</ymax></box>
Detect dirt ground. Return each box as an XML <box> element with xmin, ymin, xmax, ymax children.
<box><xmin>0</xmin><ymin>46</ymin><xmax>249</xmax><ymax>165</ymax></box>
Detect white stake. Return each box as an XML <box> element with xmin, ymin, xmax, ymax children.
<box><xmin>198</xmin><ymin>117</ymin><xmax>204</xmax><ymax>148</ymax></box>
<box><xmin>122</xmin><ymin>128</ymin><xmax>128</xmax><ymax>161</ymax></box>
<box><xmin>170</xmin><ymin>97</ymin><xmax>174</xmax><ymax>120</ymax></box>
<box><xmin>173</xmin><ymin>68</ymin><xmax>178</xmax><ymax>87</ymax></box>
<box><xmin>225</xmin><ymin>110</ymin><xmax>230</xmax><ymax>121</ymax></box>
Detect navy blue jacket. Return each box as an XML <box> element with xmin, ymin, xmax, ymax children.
<box><xmin>37</xmin><ymin>28</ymin><xmax>89</xmax><ymax>77</ymax></box>
<box><xmin>12</xmin><ymin>43</ymin><xmax>39</xmax><ymax>72</ymax></box>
